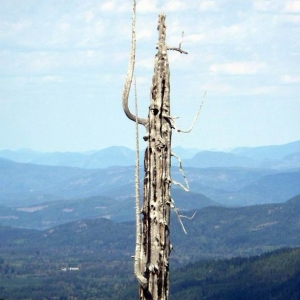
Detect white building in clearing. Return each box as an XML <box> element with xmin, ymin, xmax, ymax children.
<box><xmin>61</xmin><ymin>267</ymin><xmax>79</xmax><ymax>271</ymax></box>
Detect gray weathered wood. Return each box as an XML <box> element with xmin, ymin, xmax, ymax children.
<box><xmin>139</xmin><ymin>14</ymin><xmax>172</xmax><ymax>299</ymax></box>
<box><xmin>122</xmin><ymin>2</ymin><xmax>188</xmax><ymax>299</ymax></box>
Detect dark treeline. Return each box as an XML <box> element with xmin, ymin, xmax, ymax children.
<box><xmin>1</xmin><ymin>247</ymin><xmax>300</xmax><ymax>299</ymax></box>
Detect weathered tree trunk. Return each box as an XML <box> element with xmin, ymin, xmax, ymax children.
<box><xmin>122</xmin><ymin>2</ymin><xmax>187</xmax><ymax>299</ymax></box>
<box><xmin>139</xmin><ymin>15</ymin><xmax>172</xmax><ymax>300</ymax></box>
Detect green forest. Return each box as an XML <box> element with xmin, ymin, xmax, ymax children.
<box><xmin>1</xmin><ymin>199</ymin><xmax>300</xmax><ymax>300</ymax></box>
<box><xmin>1</xmin><ymin>246</ymin><xmax>300</xmax><ymax>299</ymax></box>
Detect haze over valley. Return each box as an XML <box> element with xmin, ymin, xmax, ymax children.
<box><xmin>0</xmin><ymin>140</ymin><xmax>300</xmax><ymax>298</ymax></box>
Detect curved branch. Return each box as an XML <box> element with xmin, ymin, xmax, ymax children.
<box><xmin>177</xmin><ymin>92</ymin><xmax>206</xmax><ymax>133</ymax></box>
<box><xmin>122</xmin><ymin>0</ymin><xmax>147</xmax><ymax>126</ymax></box>
<box><xmin>171</xmin><ymin>199</ymin><xmax>198</xmax><ymax>235</ymax></box>
<box><xmin>171</xmin><ymin>151</ymin><xmax>190</xmax><ymax>192</ymax></box>
<box><xmin>167</xmin><ymin>31</ymin><xmax>188</xmax><ymax>54</ymax></box>
<box><xmin>134</xmin><ymin>78</ymin><xmax>148</xmax><ymax>289</ymax></box>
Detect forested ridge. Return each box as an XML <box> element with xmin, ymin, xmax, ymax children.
<box><xmin>1</xmin><ymin>246</ymin><xmax>300</xmax><ymax>299</ymax></box>
<box><xmin>170</xmin><ymin>247</ymin><xmax>300</xmax><ymax>299</ymax></box>
<box><xmin>0</xmin><ymin>196</ymin><xmax>300</xmax><ymax>298</ymax></box>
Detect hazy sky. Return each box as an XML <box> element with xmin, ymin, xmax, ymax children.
<box><xmin>1</xmin><ymin>0</ymin><xmax>299</xmax><ymax>152</ymax></box>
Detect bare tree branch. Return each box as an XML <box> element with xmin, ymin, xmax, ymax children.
<box><xmin>167</xmin><ymin>47</ymin><xmax>188</xmax><ymax>54</ymax></box>
<box><xmin>171</xmin><ymin>198</ymin><xmax>197</xmax><ymax>235</ymax></box>
<box><xmin>122</xmin><ymin>0</ymin><xmax>147</xmax><ymax>126</ymax></box>
<box><xmin>178</xmin><ymin>91</ymin><xmax>206</xmax><ymax>133</ymax></box>
<box><xmin>167</xmin><ymin>31</ymin><xmax>188</xmax><ymax>54</ymax></box>
<box><xmin>171</xmin><ymin>151</ymin><xmax>190</xmax><ymax>192</ymax></box>
<box><xmin>134</xmin><ymin>77</ymin><xmax>148</xmax><ymax>288</ymax></box>
<box><xmin>171</xmin><ymin>198</ymin><xmax>188</xmax><ymax>234</ymax></box>
<box><xmin>179</xmin><ymin>31</ymin><xmax>184</xmax><ymax>49</ymax></box>
<box><xmin>180</xmin><ymin>211</ymin><xmax>197</xmax><ymax>220</ymax></box>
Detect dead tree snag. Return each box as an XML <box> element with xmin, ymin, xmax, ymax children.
<box><xmin>122</xmin><ymin>1</ymin><xmax>200</xmax><ymax>299</ymax></box>
<box><xmin>139</xmin><ymin>14</ymin><xmax>173</xmax><ymax>300</ymax></box>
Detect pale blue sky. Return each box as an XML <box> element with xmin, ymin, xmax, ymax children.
<box><xmin>0</xmin><ymin>0</ymin><xmax>299</xmax><ymax>152</ymax></box>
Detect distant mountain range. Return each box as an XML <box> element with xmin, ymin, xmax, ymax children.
<box><xmin>1</xmin><ymin>157</ymin><xmax>299</xmax><ymax>210</ymax></box>
<box><xmin>0</xmin><ymin>146</ymin><xmax>136</xmax><ymax>169</ymax></box>
<box><xmin>231</xmin><ymin>139</ymin><xmax>300</xmax><ymax>160</ymax></box>
<box><xmin>1</xmin><ymin>139</ymin><xmax>300</xmax><ymax>169</ymax></box>
<box><xmin>1</xmin><ymin>194</ymin><xmax>300</xmax><ymax>260</ymax></box>
<box><xmin>0</xmin><ymin>190</ymin><xmax>217</xmax><ymax>230</ymax></box>
<box><xmin>0</xmin><ymin>139</ymin><xmax>299</xmax><ymax>230</ymax></box>
<box><xmin>0</xmin><ymin>155</ymin><xmax>300</xmax><ymax>212</ymax></box>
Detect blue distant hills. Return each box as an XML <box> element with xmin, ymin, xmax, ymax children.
<box><xmin>1</xmin><ymin>139</ymin><xmax>299</xmax><ymax>169</ymax></box>
<box><xmin>0</xmin><ymin>140</ymin><xmax>299</xmax><ymax>229</ymax></box>
<box><xmin>0</xmin><ymin>141</ymin><xmax>300</xmax><ymax>299</ymax></box>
